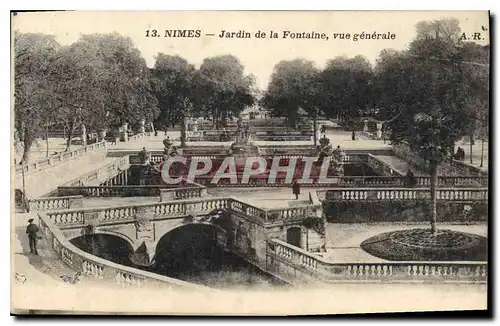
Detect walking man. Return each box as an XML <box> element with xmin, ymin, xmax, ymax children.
<box><xmin>292</xmin><ymin>180</ymin><xmax>301</xmax><ymax>200</ymax></box>
<box><xmin>26</xmin><ymin>218</ymin><xmax>39</xmax><ymax>255</ymax></box>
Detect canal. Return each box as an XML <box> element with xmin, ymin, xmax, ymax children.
<box><xmin>71</xmin><ymin>228</ymin><xmax>288</xmax><ymax>289</ymax></box>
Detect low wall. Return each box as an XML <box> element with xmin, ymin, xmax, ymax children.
<box><xmin>15</xmin><ymin>141</ymin><xmax>108</xmax><ymax>176</ymax></box>
<box><xmin>58</xmin><ymin>185</ymin><xmax>162</xmax><ymax>197</ymax></box>
<box><xmin>321</xmin><ymin>187</ymin><xmax>488</xmax><ymax>223</ymax></box>
<box><xmin>37</xmin><ymin>211</ymin><xmax>212</xmax><ymax>290</ymax></box>
<box><xmin>59</xmin><ymin>156</ymin><xmax>130</xmax><ymax>188</ymax></box>
<box><xmin>367</xmin><ymin>154</ymin><xmax>403</xmax><ymax>176</ymax></box>
<box><xmin>393</xmin><ymin>142</ymin><xmax>488</xmax><ymax>177</ymax></box>
<box><xmin>324</xmin><ymin>200</ymin><xmax>488</xmax><ymax>223</ymax></box>
<box><xmin>28</xmin><ymin>195</ymin><xmax>84</xmax><ymax>212</ymax></box>
<box><xmin>266</xmin><ymin>239</ymin><xmax>487</xmax><ymax>284</ymax></box>
<box><xmin>160</xmin><ymin>185</ymin><xmax>208</xmax><ymax>201</ymax></box>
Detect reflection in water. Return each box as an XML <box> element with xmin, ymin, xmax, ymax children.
<box><xmin>71</xmin><ymin>227</ymin><xmax>287</xmax><ymax>289</ymax></box>
<box><xmin>152</xmin><ymin>224</ymin><xmax>287</xmax><ymax>289</ymax></box>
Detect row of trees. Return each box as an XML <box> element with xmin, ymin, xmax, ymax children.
<box><xmin>260</xmin><ymin>18</ymin><xmax>489</xmax><ymax>233</ymax></box>
<box><xmin>261</xmin><ymin>19</ymin><xmax>489</xmax><ymax>146</ymax></box>
<box><xmin>14</xmin><ymin>32</ymin><xmax>256</xmax><ymax>163</ymax></box>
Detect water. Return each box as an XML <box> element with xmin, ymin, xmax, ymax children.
<box><xmin>71</xmin><ymin>229</ymin><xmax>287</xmax><ymax>289</ymax></box>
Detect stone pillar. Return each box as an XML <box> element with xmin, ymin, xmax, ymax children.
<box><xmin>121</xmin><ymin>123</ymin><xmax>129</xmax><ymax>142</ymax></box>
<box><xmin>363</xmin><ymin>120</ymin><xmax>369</xmax><ymax>132</ymax></box>
<box><xmin>192</xmin><ymin>120</ymin><xmax>198</xmax><ymax>132</ymax></box>
<box><xmin>81</xmin><ymin>124</ymin><xmax>87</xmax><ymax>147</ymax></box>
<box><xmin>140</xmin><ymin>119</ymin><xmax>146</xmax><ymax>133</ymax></box>
<box><xmin>100</xmin><ymin>130</ymin><xmax>107</xmax><ymax>142</ymax></box>
<box><xmin>376</xmin><ymin>122</ymin><xmax>382</xmax><ymax>140</ymax></box>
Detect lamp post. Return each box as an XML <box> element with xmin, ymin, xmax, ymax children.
<box><xmin>20</xmin><ymin>161</ymin><xmax>27</xmax><ymax>211</ymax></box>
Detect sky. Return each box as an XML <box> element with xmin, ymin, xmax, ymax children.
<box><xmin>13</xmin><ymin>11</ymin><xmax>490</xmax><ymax>90</ymax></box>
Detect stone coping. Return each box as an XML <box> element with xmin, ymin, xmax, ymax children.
<box><xmin>37</xmin><ymin>210</ymin><xmax>215</xmax><ymax>291</ymax></box>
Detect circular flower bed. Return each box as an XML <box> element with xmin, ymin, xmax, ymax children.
<box><xmin>360</xmin><ymin>228</ymin><xmax>487</xmax><ymax>261</ymax></box>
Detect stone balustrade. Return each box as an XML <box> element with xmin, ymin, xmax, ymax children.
<box><xmin>229</xmin><ymin>199</ymin><xmax>267</xmax><ymax>221</ymax></box>
<box><xmin>160</xmin><ymin>186</ymin><xmax>208</xmax><ymax>201</ymax></box>
<box><xmin>46</xmin><ymin>193</ymin><xmax>320</xmax><ymax>229</ymax></box>
<box><xmin>37</xmin><ymin>210</ymin><xmax>212</xmax><ymax>290</ymax></box>
<box><xmin>46</xmin><ymin>197</ymin><xmax>232</xmax><ymax>228</ymax></box>
<box><xmin>127</xmin><ymin>132</ymin><xmax>147</xmax><ymax>142</ymax></box>
<box><xmin>267</xmin><ymin>239</ymin><xmax>487</xmax><ymax>283</ymax></box>
<box><xmin>320</xmin><ymin>188</ymin><xmax>488</xmax><ymax>202</ymax></box>
<box><xmin>27</xmin><ymin>195</ymin><xmax>84</xmax><ymax>212</ymax></box>
<box><xmin>58</xmin><ymin>185</ymin><xmax>162</xmax><ymax>197</ymax></box>
<box><xmin>57</xmin><ymin>156</ymin><xmax>130</xmax><ymax>189</ymax></box>
<box><xmin>393</xmin><ymin>142</ymin><xmax>488</xmax><ymax>177</ymax></box>
<box><xmin>15</xmin><ymin>141</ymin><xmax>108</xmax><ymax>176</ymax></box>
<box><xmin>366</xmin><ymin>154</ymin><xmax>403</xmax><ymax>176</ymax></box>
<box><xmin>335</xmin><ymin>176</ymin><xmax>488</xmax><ymax>187</ymax></box>
<box><xmin>358</xmin><ymin>131</ymin><xmax>377</xmax><ymax>140</ymax></box>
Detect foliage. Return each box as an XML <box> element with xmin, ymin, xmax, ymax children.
<box><xmin>14</xmin><ymin>32</ymin><xmax>61</xmax><ymax>163</ymax></box>
<box><xmin>261</xmin><ymin>59</ymin><xmax>321</xmax><ymax>128</ymax></box>
<box><xmin>151</xmin><ymin>54</ymin><xmax>196</xmax><ymax>128</ymax></box>
<box><xmin>319</xmin><ymin>55</ymin><xmax>375</xmax><ymax>125</ymax></box>
<box><xmin>195</xmin><ymin>55</ymin><xmax>256</xmax><ymax>128</ymax></box>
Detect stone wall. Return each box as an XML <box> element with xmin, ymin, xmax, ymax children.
<box><xmin>393</xmin><ymin>142</ymin><xmax>487</xmax><ymax>177</ymax></box>
<box><xmin>324</xmin><ymin>200</ymin><xmax>488</xmax><ymax>223</ymax></box>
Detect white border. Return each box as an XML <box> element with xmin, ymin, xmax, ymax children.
<box><xmin>2</xmin><ymin>1</ymin><xmax>498</xmax><ymax>325</ymax></box>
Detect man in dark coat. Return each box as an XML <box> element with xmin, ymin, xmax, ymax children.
<box><xmin>26</xmin><ymin>218</ymin><xmax>39</xmax><ymax>255</ymax></box>
<box><xmin>292</xmin><ymin>180</ymin><xmax>301</xmax><ymax>200</ymax></box>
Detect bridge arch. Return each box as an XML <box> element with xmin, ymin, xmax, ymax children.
<box><xmin>153</xmin><ymin>222</ymin><xmax>228</xmax><ymax>278</ymax></box>
<box><xmin>69</xmin><ymin>233</ymin><xmax>135</xmax><ymax>266</ymax></box>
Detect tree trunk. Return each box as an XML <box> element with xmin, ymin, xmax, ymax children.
<box><xmin>480</xmin><ymin>138</ymin><xmax>485</xmax><ymax>168</ymax></box>
<box><xmin>313</xmin><ymin>112</ymin><xmax>318</xmax><ymax>146</ymax></box>
<box><xmin>469</xmin><ymin>134</ymin><xmax>474</xmax><ymax>164</ymax></box>
<box><xmin>180</xmin><ymin>112</ymin><xmax>187</xmax><ymax>148</ymax></box>
<box><xmin>45</xmin><ymin>124</ymin><xmax>49</xmax><ymax>157</ymax></box>
<box><xmin>21</xmin><ymin>144</ymin><xmax>30</xmax><ymax>165</ymax></box>
<box><xmin>65</xmin><ymin>123</ymin><xmax>75</xmax><ymax>151</ymax></box>
<box><xmin>429</xmin><ymin>162</ymin><xmax>438</xmax><ymax>234</ymax></box>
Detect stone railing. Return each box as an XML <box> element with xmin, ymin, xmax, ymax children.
<box><xmin>267</xmin><ymin>239</ymin><xmax>487</xmax><ymax>283</ymax></box>
<box><xmin>58</xmin><ymin>185</ymin><xmax>162</xmax><ymax>197</ymax></box>
<box><xmin>27</xmin><ymin>195</ymin><xmax>84</xmax><ymax>212</ymax></box>
<box><xmin>127</xmin><ymin>132</ymin><xmax>147</xmax><ymax>142</ymax></box>
<box><xmin>358</xmin><ymin>131</ymin><xmax>377</xmax><ymax>140</ymax></box>
<box><xmin>45</xmin><ymin>193</ymin><xmax>319</xmax><ymax>229</ymax></box>
<box><xmin>36</xmin><ymin>211</ymin><xmax>212</xmax><ymax>290</ymax></box>
<box><xmin>366</xmin><ymin>154</ymin><xmax>404</xmax><ymax>176</ymax></box>
<box><xmin>265</xmin><ymin>204</ymin><xmax>321</xmax><ymax>224</ymax></box>
<box><xmin>58</xmin><ymin>178</ymin><xmax>206</xmax><ymax>199</ymax></box>
<box><xmin>334</xmin><ymin>176</ymin><xmax>488</xmax><ymax>188</ymax></box>
<box><xmin>15</xmin><ymin>141</ymin><xmax>108</xmax><ymax>176</ymax></box>
<box><xmin>160</xmin><ymin>185</ymin><xmax>208</xmax><ymax>201</ymax></box>
<box><xmin>319</xmin><ymin>188</ymin><xmax>488</xmax><ymax>202</ymax></box>
<box><xmin>45</xmin><ymin>197</ymin><xmax>232</xmax><ymax>228</ymax></box>
<box><xmin>393</xmin><ymin>142</ymin><xmax>488</xmax><ymax>177</ymax></box>
<box><xmin>58</xmin><ymin>156</ymin><xmax>130</xmax><ymax>189</ymax></box>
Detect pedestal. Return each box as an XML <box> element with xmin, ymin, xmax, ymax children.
<box><xmin>376</xmin><ymin>122</ymin><xmax>382</xmax><ymax>140</ymax></box>
<box><xmin>81</xmin><ymin>124</ymin><xmax>87</xmax><ymax>147</ymax></box>
<box><xmin>140</xmin><ymin>119</ymin><xmax>146</xmax><ymax>133</ymax></box>
<box><xmin>121</xmin><ymin>124</ymin><xmax>129</xmax><ymax>142</ymax></box>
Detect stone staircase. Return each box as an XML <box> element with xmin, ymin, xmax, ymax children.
<box><xmin>15</xmin><ymin>152</ymin><xmax>117</xmax><ymax>198</ymax></box>
<box><xmin>13</xmin><ymin>212</ymin><xmax>100</xmax><ymax>287</ymax></box>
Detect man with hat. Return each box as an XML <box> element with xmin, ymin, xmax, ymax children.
<box><xmin>26</xmin><ymin>218</ymin><xmax>39</xmax><ymax>255</ymax></box>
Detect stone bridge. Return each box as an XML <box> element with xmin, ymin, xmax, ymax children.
<box><xmin>41</xmin><ymin>194</ymin><xmax>324</xmax><ymax>269</ymax></box>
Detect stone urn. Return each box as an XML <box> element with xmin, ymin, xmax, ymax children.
<box><xmin>363</xmin><ymin>120</ymin><xmax>369</xmax><ymax>132</ymax></box>
<box><xmin>376</xmin><ymin>122</ymin><xmax>383</xmax><ymax>139</ymax></box>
